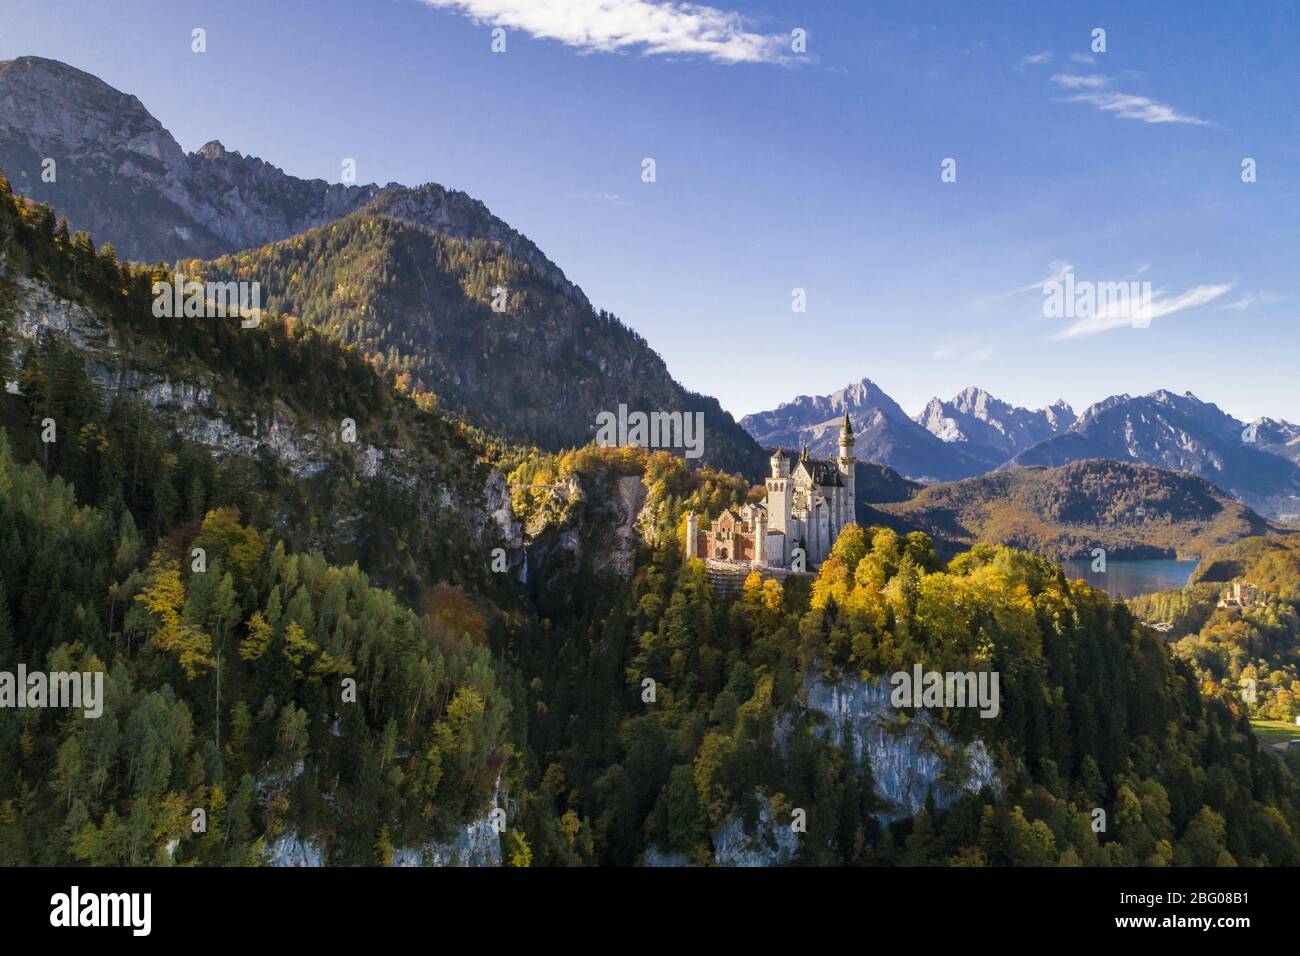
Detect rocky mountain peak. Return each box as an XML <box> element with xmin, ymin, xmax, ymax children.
<box><xmin>912</xmin><ymin>386</ymin><xmax>1075</xmax><ymax>464</ymax></box>
<box><xmin>1044</xmin><ymin>399</ymin><xmax>1076</xmax><ymax>431</ymax></box>
<box><xmin>0</xmin><ymin>55</ymin><xmax>189</xmax><ymax>180</ymax></box>
<box><xmin>0</xmin><ymin>55</ymin><xmax>585</xmax><ymax>290</ymax></box>
<box><xmin>950</xmin><ymin>385</ymin><xmax>994</xmax><ymax>413</ymax></box>
<box><xmin>195</xmin><ymin>140</ymin><xmax>233</xmax><ymax>160</ymax></box>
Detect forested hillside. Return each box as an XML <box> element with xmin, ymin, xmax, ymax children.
<box><xmin>3</xmin><ymin>168</ymin><xmax>1298</xmax><ymax>867</ymax></box>
<box><xmin>178</xmin><ymin>211</ymin><xmax>764</xmax><ymax>477</ymax></box>
<box><xmin>0</xmin><ymin>164</ymin><xmax>533</xmax><ymax>863</ymax></box>
<box><xmin>0</xmin><ymin>451</ymin><xmax>508</xmax><ymax>864</ymax></box>
<box><xmin>1131</xmin><ymin>536</ymin><xmax>1300</xmax><ymax>727</ymax></box>
<box><xmin>497</xmin><ymin>450</ymin><xmax>1300</xmax><ymax>865</ymax></box>
<box><xmin>878</xmin><ymin>460</ymin><xmax>1273</xmax><ymax>560</ymax></box>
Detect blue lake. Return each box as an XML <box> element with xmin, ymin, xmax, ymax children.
<box><xmin>1060</xmin><ymin>558</ymin><xmax>1199</xmax><ymax>599</ymax></box>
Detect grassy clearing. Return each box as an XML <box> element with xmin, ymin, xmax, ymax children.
<box><xmin>1250</xmin><ymin>718</ymin><xmax>1300</xmax><ymax>748</ymax></box>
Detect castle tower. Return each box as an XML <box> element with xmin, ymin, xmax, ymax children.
<box><xmin>837</xmin><ymin>410</ymin><xmax>856</xmax><ymax>530</ymax></box>
<box><xmin>685</xmin><ymin>511</ymin><xmax>699</xmax><ymax>559</ymax></box>
<box><xmin>765</xmin><ymin>448</ymin><xmax>792</xmax><ymax>564</ymax></box>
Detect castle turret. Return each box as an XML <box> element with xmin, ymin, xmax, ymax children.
<box><xmin>837</xmin><ymin>411</ymin><xmax>856</xmax><ymax>530</ymax></box>
<box><xmin>770</xmin><ymin>446</ymin><xmax>790</xmax><ymax>479</ymax></box>
<box><xmin>685</xmin><ymin>511</ymin><xmax>699</xmax><ymax>559</ymax></box>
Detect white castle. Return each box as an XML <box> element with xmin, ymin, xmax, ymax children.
<box><xmin>686</xmin><ymin>411</ymin><xmax>857</xmax><ymax>570</ymax></box>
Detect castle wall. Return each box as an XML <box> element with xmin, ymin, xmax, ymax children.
<box><xmin>816</xmin><ymin>502</ymin><xmax>831</xmax><ymax>564</ymax></box>
<box><xmin>766</xmin><ymin>531</ymin><xmax>785</xmax><ymax>566</ymax></box>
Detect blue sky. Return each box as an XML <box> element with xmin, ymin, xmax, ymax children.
<box><xmin>3</xmin><ymin>0</ymin><xmax>1297</xmax><ymax>422</ymax></box>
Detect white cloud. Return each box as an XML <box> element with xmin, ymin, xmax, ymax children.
<box><xmin>1052</xmin><ymin>283</ymin><xmax>1233</xmax><ymax>339</ymax></box>
<box><xmin>1047</xmin><ymin>72</ymin><xmax>1209</xmax><ymax>125</ymax></box>
<box><xmin>1067</xmin><ymin>91</ymin><xmax>1209</xmax><ymax>125</ymax></box>
<box><xmin>1070</xmin><ymin>53</ymin><xmax>1095</xmax><ymax>65</ymax></box>
<box><xmin>420</xmin><ymin>0</ymin><xmax>790</xmax><ymax>63</ymax></box>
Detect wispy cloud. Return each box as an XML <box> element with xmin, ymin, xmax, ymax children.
<box><xmin>1052</xmin><ymin>283</ymin><xmax>1233</xmax><ymax>339</ymax></box>
<box><xmin>419</xmin><ymin>0</ymin><xmax>790</xmax><ymax>64</ymax></box>
<box><xmin>1070</xmin><ymin>53</ymin><xmax>1095</xmax><ymax>65</ymax></box>
<box><xmin>1050</xmin><ymin>72</ymin><xmax>1110</xmax><ymax>90</ymax></box>
<box><xmin>1066</xmin><ymin>91</ymin><xmax>1210</xmax><ymax>125</ymax></box>
<box><xmin>973</xmin><ymin>260</ymin><xmax>1073</xmax><ymax>310</ymax></box>
<box><xmin>1017</xmin><ymin>51</ymin><xmax>1054</xmax><ymax>70</ymax></box>
<box><xmin>1217</xmin><ymin>291</ymin><xmax>1282</xmax><ymax>311</ymax></box>
<box><xmin>1049</xmin><ymin>73</ymin><xmax>1209</xmax><ymax>125</ymax></box>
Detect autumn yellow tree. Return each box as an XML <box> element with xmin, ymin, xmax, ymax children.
<box><xmin>135</xmin><ymin>559</ymin><xmax>215</xmax><ymax>679</ymax></box>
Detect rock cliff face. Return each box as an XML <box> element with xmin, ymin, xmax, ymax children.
<box><xmin>7</xmin><ymin>272</ymin><xmax>383</xmax><ymax>477</ymax></box>
<box><xmin>643</xmin><ymin>671</ymin><xmax>1003</xmax><ymax>866</ymax></box>
<box><xmin>263</xmin><ymin>832</ymin><xmax>325</xmax><ymax>868</ymax></box>
<box><xmin>264</xmin><ymin>809</ymin><xmax>502</xmax><ymax>868</ymax></box>
<box><xmin>4</xmin><ymin>266</ymin><xmax>510</xmax><ymax>564</ymax></box>
<box><xmin>518</xmin><ymin>472</ymin><xmax>654</xmax><ymax>583</ymax></box>
<box><xmin>712</xmin><ymin>802</ymin><xmax>801</xmax><ymax>867</ymax></box>
<box><xmin>703</xmin><ymin>674</ymin><xmax>1001</xmax><ymax>866</ymax></box>
<box><xmin>390</xmin><ymin>814</ymin><xmax>503</xmax><ymax>868</ymax></box>
<box><xmin>801</xmin><ymin>673</ymin><xmax>1000</xmax><ymax>822</ymax></box>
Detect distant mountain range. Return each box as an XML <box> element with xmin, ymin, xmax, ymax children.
<box><xmin>0</xmin><ymin>56</ymin><xmax>766</xmax><ymax>475</ymax></box>
<box><xmin>740</xmin><ymin>378</ymin><xmax>993</xmax><ymax>481</ymax></box>
<box><xmin>916</xmin><ymin>386</ymin><xmax>1074</xmax><ymax>463</ymax></box>
<box><xmin>745</xmin><ymin>378</ymin><xmax>1300</xmax><ymax>519</ymax></box>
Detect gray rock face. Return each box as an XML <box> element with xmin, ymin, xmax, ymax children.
<box><xmin>518</xmin><ymin>472</ymin><xmax>656</xmax><ymax>583</ymax></box>
<box><xmin>263</xmin><ymin>832</ymin><xmax>324</xmax><ymax>868</ymax></box>
<box><xmin>0</xmin><ymin>56</ymin><xmax>368</xmax><ymax>261</ymax></box>
<box><xmin>801</xmin><ymin>673</ymin><xmax>1000</xmax><ymax>822</ymax></box>
<box><xmin>391</xmin><ymin>813</ymin><xmax>502</xmax><ymax>868</ymax></box>
<box><xmin>641</xmin><ymin>846</ymin><xmax>691</xmax><ymax>867</ymax></box>
<box><xmin>263</xmin><ymin>809</ymin><xmax>501</xmax><ymax>868</ymax></box>
<box><xmin>643</xmin><ymin>671</ymin><xmax>1003</xmax><ymax>867</ymax></box>
<box><xmin>712</xmin><ymin>802</ymin><xmax>800</xmax><ymax>867</ymax></box>
<box><xmin>915</xmin><ymin>387</ymin><xmax>1074</xmax><ymax>460</ymax></box>
<box><xmin>609</xmin><ymin>475</ymin><xmax>651</xmax><ymax>577</ymax></box>
<box><xmin>484</xmin><ymin>468</ymin><xmax>523</xmax><ymax>548</ymax></box>
<box><xmin>6</xmin><ymin>269</ymin><xmax>512</xmax><ymax>559</ymax></box>
<box><xmin>9</xmin><ymin>273</ymin><xmax>107</xmax><ymax>353</ymax></box>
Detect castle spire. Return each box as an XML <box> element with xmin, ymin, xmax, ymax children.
<box><xmin>838</xmin><ymin>410</ymin><xmax>856</xmax><ymax>462</ymax></box>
